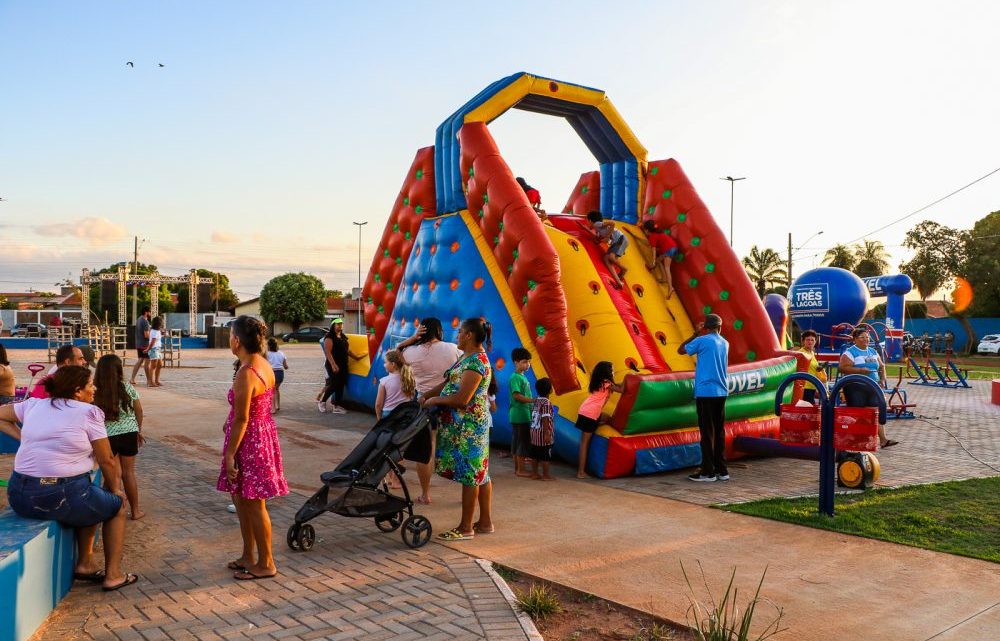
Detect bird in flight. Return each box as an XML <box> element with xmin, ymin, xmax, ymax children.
<box><xmin>126</xmin><ymin>61</ymin><xmax>134</xmax><ymax>68</ymax></box>
<box><xmin>158</xmin><ymin>63</ymin><xmax>165</xmax><ymax>67</ymax></box>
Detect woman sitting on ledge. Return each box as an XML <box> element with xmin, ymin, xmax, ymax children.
<box><xmin>0</xmin><ymin>366</ymin><xmax>138</xmax><ymax>591</ymax></box>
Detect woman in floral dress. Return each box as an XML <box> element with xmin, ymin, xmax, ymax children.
<box><xmin>422</xmin><ymin>318</ymin><xmax>494</xmax><ymax>541</ymax></box>
<box><xmin>217</xmin><ymin>316</ymin><xmax>288</xmax><ymax>580</ymax></box>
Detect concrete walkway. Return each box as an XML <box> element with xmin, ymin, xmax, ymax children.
<box><xmin>14</xmin><ymin>347</ymin><xmax>999</xmax><ymax>640</ymax></box>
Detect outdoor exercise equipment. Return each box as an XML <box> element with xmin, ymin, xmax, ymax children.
<box><xmin>346</xmin><ymin>72</ymin><xmax>797</xmax><ymax>478</ymax></box>
<box><xmin>907</xmin><ymin>356</ymin><xmax>971</xmax><ymax>389</ymax></box>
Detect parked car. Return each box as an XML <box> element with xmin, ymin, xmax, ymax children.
<box><xmin>11</xmin><ymin>322</ymin><xmax>48</xmax><ymax>337</ymax></box>
<box><xmin>280</xmin><ymin>326</ymin><xmax>327</xmax><ymax>343</ymax></box>
<box><xmin>976</xmin><ymin>335</ymin><xmax>1000</xmax><ymax>355</ymax></box>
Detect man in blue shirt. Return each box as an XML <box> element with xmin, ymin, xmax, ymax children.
<box><xmin>678</xmin><ymin>314</ymin><xmax>730</xmax><ymax>482</ymax></box>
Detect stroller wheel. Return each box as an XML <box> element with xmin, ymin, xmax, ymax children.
<box><xmin>401</xmin><ymin>515</ymin><xmax>432</xmax><ymax>549</ymax></box>
<box><xmin>286</xmin><ymin>524</ymin><xmax>301</xmax><ymax>551</ymax></box>
<box><xmin>296</xmin><ymin>524</ymin><xmax>316</xmax><ymax>551</ymax></box>
<box><xmin>375</xmin><ymin>511</ymin><xmax>405</xmax><ymax>533</ymax></box>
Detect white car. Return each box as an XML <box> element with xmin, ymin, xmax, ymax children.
<box><xmin>977</xmin><ymin>335</ymin><xmax>1000</xmax><ymax>355</ymax></box>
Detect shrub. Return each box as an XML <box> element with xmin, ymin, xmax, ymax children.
<box><xmin>515</xmin><ymin>583</ymin><xmax>562</xmax><ymax>621</ymax></box>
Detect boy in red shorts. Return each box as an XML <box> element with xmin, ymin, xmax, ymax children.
<box><xmin>642</xmin><ymin>220</ymin><xmax>678</xmax><ymax>297</ymax></box>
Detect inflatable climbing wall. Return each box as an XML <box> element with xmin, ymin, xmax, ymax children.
<box><xmin>349</xmin><ymin>72</ymin><xmax>796</xmax><ymax>478</ymax></box>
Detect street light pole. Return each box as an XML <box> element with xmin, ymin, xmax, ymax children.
<box><xmin>352</xmin><ymin>221</ymin><xmax>368</xmax><ymax>333</ymax></box>
<box><xmin>788</xmin><ymin>230</ymin><xmax>824</xmax><ymax>287</ymax></box>
<box><xmin>720</xmin><ymin>176</ymin><xmax>746</xmax><ymax>247</ymax></box>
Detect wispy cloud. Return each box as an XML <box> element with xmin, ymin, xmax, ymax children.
<box><xmin>34</xmin><ymin>217</ymin><xmax>127</xmax><ymax>247</ymax></box>
<box><xmin>210</xmin><ymin>230</ymin><xmax>240</xmax><ymax>244</ymax></box>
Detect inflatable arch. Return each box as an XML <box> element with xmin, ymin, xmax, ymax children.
<box><xmin>348</xmin><ymin>72</ymin><xmax>797</xmax><ymax>478</ymax></box>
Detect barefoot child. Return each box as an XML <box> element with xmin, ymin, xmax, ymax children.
<box><xmin>587</xmin><ymin>210</ymin><xmax>629</xmax><ymax>288</ymax></box>
<box><xmin>529</xmin><ymin>377</ymin><xmax>556</xmax><ymax>480</ymax></box>
<box><xmin>508</xmin><ymin>347</ymin><xmax>534</xmax><ymax>477</ymax></box>
<box><xmin>642</xmin><ymin>220</ymin><xmax>678</xmax><ymax>296</ymax></box>
<box><xmin>575</xmin><ymin>361</ymin><xmax>623</xmax><ymax>478</ymax></box>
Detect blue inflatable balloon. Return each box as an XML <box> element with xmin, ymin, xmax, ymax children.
<box><xmin>788</xmin><ymin>268</ymin><xmax>868</xmax><ymax>351</ymax></box>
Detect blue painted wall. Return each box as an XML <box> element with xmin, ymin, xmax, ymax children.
<box><xmin>872</xmin><ymin>317</ymin><xmax>1000</xmax><ymax>350</ymax></box>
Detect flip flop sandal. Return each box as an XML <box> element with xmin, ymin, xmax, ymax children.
<box><xmin>73</xmin><ymin>570</ymin><xmax>106</xmax><ymax>583</ymax></box>
<box><xmin>473</xmin><ymin>522</ymin><xmax>495</xmax><ymax>534</ymax></box>
<box><xmin>227</xmin><ymin>561</ymin><xmax>248</xmax><ymax>571</ymax></box>
<box><xmin>103</xmin><ymin>573</ymin><xmax>139</xmax><ymax>592</ymax></box>
<box><xmin>882</xmin><ymin>440</ymin><xmax>900</xmax><ymax>448</ymax></box>
<box><xmin>234</xmin><ymin>570</ymin><xmax>277</xmax><ymax>581</ymax></box>
<box><xmin>437</xmin><ymin>528</ymin><xmax>475</xmax><ymax>541</ymax></box>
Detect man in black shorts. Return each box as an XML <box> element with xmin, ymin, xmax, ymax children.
<box><xmin>130</xmin><ymin>308</ymin><xmax>151</xmax><ymax>385</ymax></box>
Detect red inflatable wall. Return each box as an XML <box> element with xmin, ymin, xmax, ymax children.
<box><xmin>459</xmin><ymin>122</ymin><xmax>579</xmax><ymax>393</ymax></box>
<box><xmin>363</xmin><ymin>146</ymin><xmax>435</xmax><ymax>356</ymax></box>
<box><xmin>643</xmin><ymin>159</ymin><xmax>781</xmax><ymax>364</ymax></box>
<box><xmin>562</xmin><ymin>171</ymin><xmax>601</xmax><ymax>215</ymax></box>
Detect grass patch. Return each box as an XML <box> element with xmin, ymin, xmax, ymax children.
<box><xmin>491</xmin><ymin>562</ymin><xmax>519</xmax><ymax>582</ymax></box>
<box><xmin>515</xmin><ymin>583</ymin><xmax>562</xmax><ymax>621</ymax></box>
<box><xmin>720</xmin><ymin>477</ymin><xmax>1000</xmax><ymax>563</ymax></box>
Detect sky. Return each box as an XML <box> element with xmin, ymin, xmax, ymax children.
<box><xmin>1</xmin><ymin>1</ymin><xmax>998</xmax><ymax>301</ymax></box>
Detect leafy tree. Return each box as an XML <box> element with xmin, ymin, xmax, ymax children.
<box><xmin>964</xmin><ymin>210</ymin><xmax>1000</xmax><ymax>316</ymax></box>
<box><xmin>899</xmin><ymin>220</ymin><xmax>969</xmax><ymax>300</ymax></box>
<box><xmin>852</xmin><ymin>240</ymin><xmax>891</xmax><ymax>278</ymax></box>
<box><xmin>823</xmin><ymin>244</ymin><xmax>856</xmax><ymax>270</ymax></box>
<box><xmin>326</xmin><ymin>290</ymin><xmax>345</xmax><ymax>299</ymax></box>
<box><xmin>742</xmin><ymin>246</ymin><xmax>787</xmax><ymax>297</ymax></box>
<box><xmin>175</xmin><ymin>269</ymin><xmax>239</xmax><ymax>313</ymax></box>
<box><xmin>0</xmin><ymin>295</ymin><xmax>12</xmax><ymax>310</ymax></box>
<box><xmin>259</xmin><ymin>273</ymin><xmax>327</xmax><ymax>330</ymax></box>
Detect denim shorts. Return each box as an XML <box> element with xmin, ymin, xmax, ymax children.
<box><xmin>7</xmin><ymin>471</ymin><xmax>123</xmax><ymax>528</ymax></box>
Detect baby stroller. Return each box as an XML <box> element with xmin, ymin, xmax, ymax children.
<box><xmin>287</xmin><ymin>401</ymin><xmax>434</xmax><ymax>551</ymax></box>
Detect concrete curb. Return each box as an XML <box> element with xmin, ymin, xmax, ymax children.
<box><xmin>476</xmin><ymin>558</ymin><xmax>544</xmax><ymax>641</ymax></box>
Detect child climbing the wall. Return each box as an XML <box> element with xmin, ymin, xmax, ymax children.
<box><xmin>575</xmin><ymin>361</ymin><xmax>623</xmax><ymax>478</ymax></box>
<box><xmin>529</xmin><ymin>377</ymin><xmax>556</xmax><ymax>481</ymax></box>
<box><xmin>642</xmin><ymin>220</ymin><xmax>678</xmax><ymax>298</ymax></box>
<box><xmin>587</xmin><ymin>210</ymin><xmax>629</xmax><ymax>289</ymax></box>
<box><xmin>508</xmin><ymin>347</ymin><xmax>534</xmax><ymax>478</ymax></box>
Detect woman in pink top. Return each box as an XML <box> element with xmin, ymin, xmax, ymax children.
<box><xmin>574</xmin><ymin>361</ymin><xmax>623</xmax><ymax>478</ymax></box>
<box><xmin>398</xmin><ymin>317</ymin><xmax>461</xmax><ymax>504</ymax></box>
<box><xmin>0</xmin><ymin>366</ymin><xmax>137</xmax><ymax>591</ymax></box>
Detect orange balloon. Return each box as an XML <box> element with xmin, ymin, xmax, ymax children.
<box><xmin>953</xmin><ymin>277</ymin><xmax>973</xmax><ymax>313</ymax></box>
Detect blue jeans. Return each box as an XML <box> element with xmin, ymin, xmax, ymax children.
<box><xmin>7</xmin><ymin>471</ymin><xmax>122</xmax><ymax>528</ymax></box>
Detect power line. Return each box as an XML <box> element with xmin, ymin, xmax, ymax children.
<box><xmin>846</xmin><ymin>165</ymin><xmax>1000</xmax><ymax>244</ymax></box>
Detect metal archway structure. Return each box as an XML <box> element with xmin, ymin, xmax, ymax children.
<box><xmin>81</xmin><ymin>265</ymin><xmax>214</xmax><ymax>333</ymax></box>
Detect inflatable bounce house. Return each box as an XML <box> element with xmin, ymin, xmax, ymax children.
<box><xmin>346</xmin><ymin>73</ymin><xmax>798</xmax><ymax>478</ymax></box>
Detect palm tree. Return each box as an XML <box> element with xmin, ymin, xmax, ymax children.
<box><xmin>853</xmin><ymin>240</ymin><xmax>890</xmax><ymax>278</ymax></box>
<box><xmin>742</xmin><ymin>246</ymin><xmax>787</xmax><ymax>297</ymax></box>
<box><xmin>823</xmin><ymin>244</ymin><xmax>856</xmax><ymax>270</ymax></box>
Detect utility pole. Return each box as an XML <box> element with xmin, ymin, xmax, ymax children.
<box><xmin>132</xmin><ymin>236</ymin><xmax>138</xmax><ymax>325</ymax></box>
<box><xmin>787</xmin><ymin>233</ymin><xmax>793</xmax><ymax>288</ymax></box>
<box><xmin>353</xmin><ymin>221</ymin><xmax>368</xmax><ymax>333</ymax></box>
<box><xmin>720</xmin><ymin>176</ymin><xmax>746</xmax><ymax>247</ymax></box>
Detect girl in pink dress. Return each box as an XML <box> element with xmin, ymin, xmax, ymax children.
<box><xmin>217</xmin><ymin>316</ymin><xmax>288</xmax><ymax>580</ymax></box>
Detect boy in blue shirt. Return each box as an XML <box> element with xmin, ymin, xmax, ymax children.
<box><xmin>678</xmin><ymin>314</ymin><xmax>730</xmax><ymax>482</ymax></box>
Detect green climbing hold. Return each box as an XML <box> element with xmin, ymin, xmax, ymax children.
<box><xmin>703</xmin><ymin>305</ymin><xmax>712</xmax><ymax>314</ymax></box>
<box><xmin>691</xmin><ymin>237</ymin><xmax>701</xmax><ymax>246</ymax></box>
<box><xmin>535</xmin><ymin>325</ymin><xmax>546</xmax><ymax>337</ymax></box>
<box><xmin>720</xmin><ymin>290</ymin><xmax>730</xmax><ymax>301</ymax></box>
<box><xmin>367</xmin><ymin>296</ymin><xmax>373</xmax><ymax>304</ymax></box>
<box><xmin>528</xmin><ymin>280</ymin><xmax>537</xmax><ymax>290</ymax></box>
<box><xmin>581</xmin><ymin>186</ymin><xmax>589</xmax><ymax>194</ymax></box>
<box><xmin>385</xmin><ymin>283</ymin><xmax>393</xmax><ymax>291</ymax></box>
<box><xmin>478</xmin><ymin>209</ymin><xmax>484</xmax><ymax>218</ymax></box>
<box><xmin>403</xmin><ymin>197</ymin><xmax>409</xmax><ymax>206</ymax></box>
<box><xmin>498</xmin><ymin>222</ymin><xmax>504</xmax><ymax>231</ymax></box>
<box><xmin>383</xmin><ymin>249</ymin><xmax>390</xmax><ymax>257</ymax></box>
<box><xmin>677</xmin><ymin>213</ymin><xmax>687</xmax><ymax>222</ymax></box>
<box><xmin>377</xmin><ymin>305</ymin><xmax>384</xmax><ymax>313</ymax></box>
<box><xmin>374</xmin><ymin>274</ymin><xmax>381</xmax><ymax>282</ymax></box>
<box><xmin>493</xmin><ymin>236</ymin><xmax>500</xmax><ymax>245</ymax></box>
<box><xmin>747</xmin><ymin>351</ymin><xmax>757</xmax><ymax>362</ymax></box>
<box><xmin>688</xmin><ymin>278</ymin><xmax>698</xmax><ymax>287</ymax></box>
<box><xmin>674</xmin><ymin>253</ymin><xmax>685</xmax><ymax>263</ymax></box>
<box><xmin>393</xmin><ymin>223</ymin><xmax>399</xmax><ymax>232</ymax></box>
<box><xmin>468</xmin><ymin>167</ymin><xmax>474</xmax><ymax>177</ymax></box>
<box><xmin>522</xmin><ymin>295</ymin><xmax>528</xmax><ymax>305</ymax></box>
<box><xmin>415</xmin><ymin>169</ymin><xmax>423</xmax><ymax>179</ymax></box>
<box><xmin>651</xmin><ymin>167</ymin><xmax>659</xmax><ymax>175</ymax></box>
<box><xmin>404</xmin><ymin>231</ymin><xmax>411</xmax><ymax>240</ymax></box>
<box><xmin>415</xmin><ymin>205</ymin><xmax>423</xmax><ymax>214</ymax></box>
<box><xmin>483</xmin><ymin>194</ymin><xmax>489</xmax><ymax>204</ymax></box>
<box><xmin>512</xmin><ymin>249</ymin><xmax>519</xmax><ymax>259</ymax></box>
<box><xmin>368</xmin><ymin>327</ymin><xmax>375</xmax><ymax>335</ymax></box>
<box><xmin>395</xmin><ymin>257</ymin><xmax>402</xmax><ymax>265</ymax></box>
<box><xmin>648</xmin><ymin>206</ymin><xmax>656</xmax><ymax>215</ymax></box>
<box><xmin>507</xmin><ymin>264</ymin><xmax>513</xmax><ymax>274</ymax></box>
<box><xmin>705</xmin><ymin>262</ymin><xmax>715</xmax><ymax>273</ymax></box>
<box><xmin>662</xmin><ymin>189</ymin><xmax>672</xmax><ymax>199</ymax></box>
<box><xmin>734</xmin><ymin>320</ymin><xmax>744</xmax><ymax>330</ymax></box>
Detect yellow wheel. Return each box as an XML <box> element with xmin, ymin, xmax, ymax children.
<box><xmin>867</xmin><ymin>453</ymin><xmax>881</xmax><ymax>483</ymax></box>
<box><xmin>838</xmin><ymin>459</ymin><xmax>864</xmax><ymax>488</ymax></box>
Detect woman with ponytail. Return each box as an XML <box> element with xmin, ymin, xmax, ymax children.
<box><xmin>217</xmin><ymin>315</ymin><xmax>288</xmax><ymax>581</ymax></box>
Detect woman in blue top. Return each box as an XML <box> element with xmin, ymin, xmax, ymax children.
<box><xmin>838</xmin><ymin>328</ymin><xmax>898</xmax><ymax>448</ymax></box>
